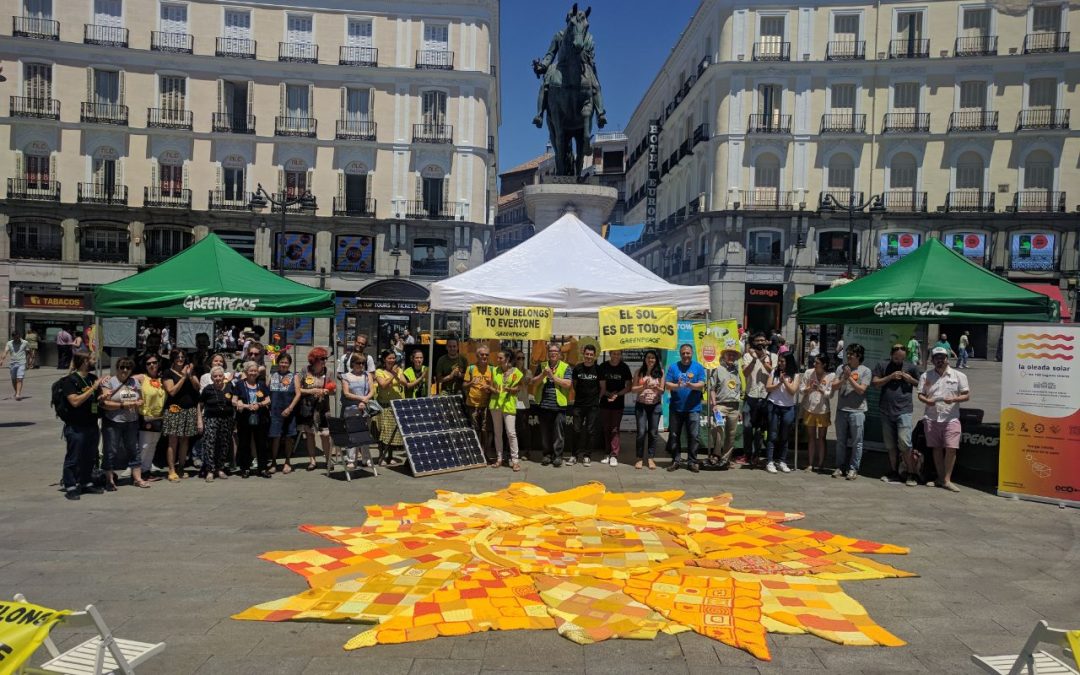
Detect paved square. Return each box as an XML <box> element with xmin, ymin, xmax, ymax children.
<box><xmin>1</xmin><ymin>364</ymin><xmax>1075</xmax><ymax>674</ymax></box>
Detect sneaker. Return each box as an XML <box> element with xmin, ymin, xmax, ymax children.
<box><xmin>831</xmin><ymin>468</ymin><xmax>844</xmax><ymax>478</ymax></box>
<box><xmin>846</xmin><ymin>469</ymin><xmax>858</xmax><ymax>480</ymax></box>
<box><xmin>765</xmin><ymin>462</ymin><xmax>778</xmax><ymax>474</ymax></box>
<box><xmin>552</xmin><ymin>457</ymin><xmax>563</xmax><ymax>468</ymax></box>
<box><xmin>777</xmin><ymin>462</ymin><xmax>791</xmax><ymax>473</ymax></box>
<box><xmin>905</xmin><ymin>477</ymin><xmax>918</xmax><ymax>487</ymax></box>
<box><xmin>688</xmin><ymin>462</ymin><xmax>700</xmax><ymax>473</ymax></box>
<box><xmin>541</xmin><ymin>456</ymin><xmax>552</xmax><ymax>466</ymax></box>
<box><xmin>666</xmin><ymin>461</ymin><xmax>681</xmax><ymax>472</ymax></box>
<box><xmin>582</xmin><ymin>456</ymin><xmax>591</xmax><ymax>467</ymax></box>
<box><xmin>609</xmin><ymin>456</ymin><xmax>618</xmax><ymax>467</ymax></box>
<box><xmin>943</xmin><ymin>482</ymin><xmax>960</xmax><ymax>493</ymax></box>
<box><xmin>565</xmin><ymin>456</ymin><xmax>577</xmax><ymax>466</ymax></box>
<box><xmin>65</xmin><ymin>490</ymin><xmax>80</xmax><ymax>501</ymax></box>
<box><xmin>926</xmin><ymin>480</ymin><xmax>937</xmax><ymax>488</ymax></box>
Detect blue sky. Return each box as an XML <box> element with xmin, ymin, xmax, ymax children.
<box><xmin>497</xmin><ymin>0</ymin><xmax>698</xmax><ymax>175</ymax></box>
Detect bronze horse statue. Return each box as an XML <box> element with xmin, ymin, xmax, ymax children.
<box><xmin>532</xmin><ymin>4</ymin><xmax>607</xmax><ymax>178</ymax></box>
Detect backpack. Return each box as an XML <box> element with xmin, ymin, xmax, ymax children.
<box><xmin>51</xmin><ymin>375</ymin><xmax>73</xmax><ymax>423</ymax></box>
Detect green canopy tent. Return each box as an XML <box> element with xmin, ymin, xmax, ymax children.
<box><xmin>796</xmin><ymin>239</ymin><xmax>1060</xmax><ymax>324</ymax></box>
<box><xmin>94</xmin><ymin>233</ymin><xmax>335</xmax><ymax>318</ymax></box>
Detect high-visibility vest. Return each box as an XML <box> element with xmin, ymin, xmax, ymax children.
<box><xmin>489</xmin><ymin>367</ymin><xmax>523</xmax><ymax>414</ymax></box>
<box><xmin>534</xmin><ymin>360</ymin><xmax>570</xmax><ymax>407</ymax></box>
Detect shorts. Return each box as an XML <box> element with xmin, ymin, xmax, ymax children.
<box><xmin>9</xmin><ymin>363</ymin><xmax>25</xmax><ymax>380</ymax></box>
<box><xmin>804</xmin><ymin>412</ymin><xmax>831</xmax><ymax>429</ymax></box>
<box><xmin>924</xmin><ymin>418</ymin><xmax>961</xmax><ymax>449</ymax></box>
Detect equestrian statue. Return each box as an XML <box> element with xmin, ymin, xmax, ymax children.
<box><xmin>532</xmin><ymin>4</ymin><xmax>608</xmax><ymax>178</ymax></box>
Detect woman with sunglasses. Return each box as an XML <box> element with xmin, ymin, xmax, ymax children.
<box><xmin>764</xmin><ymin>351</ymin><xmax>801</xmax><ymax>474</ymax></box>
<box><xmin>340</xmin><ymin>352</ymin><xmax>374</xmax><ymax>470</ymax></box>
<box><xmin>162</xmin><ymin>349</ymin><xmax>201</xmax><ymax>481</ymax></box>
<box><xmin>268</xmin><ymin>352</ymin><xmax>297</xmax><ymax>474</ymax></box>
<box><xmin>290</xmin><ymin>346</ymin><xmax>333</xmax><ymax>471</ymax></box>
<box><xmin>373</xmin><ymin>349</ymin><xmax>406</xmax><ymax>466</ymax></box>
<box><xmin>135</xmin><ymin>355</ymin><xmax>167</xmax><ymax>480</ymax></box>
<box><xmin>101</xmin><ymin>357</ymin><xmax>148</xmax><ymax>490</ymax></box>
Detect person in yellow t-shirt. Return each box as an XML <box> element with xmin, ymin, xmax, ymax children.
<box><xmin>463</xmin><ymin>346</ymin><xmax>494</xmax><ymax>455</ymax></box>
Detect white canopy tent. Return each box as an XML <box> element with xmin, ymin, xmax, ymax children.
<box><xmin>431</xmin><ymin>213</ymin><xmax>710</xmax><ymax>332</ymax></box>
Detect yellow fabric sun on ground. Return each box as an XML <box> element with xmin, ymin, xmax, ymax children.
<box><xmin>234</xmin><ymin>482</ymin><xmax>914</xmax><ymax>662</ymax></box>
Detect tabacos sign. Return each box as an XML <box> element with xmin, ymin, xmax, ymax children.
<box><xmin>873</xmin><ymin>301</ymin><xmax>954</xmax><ymax>318</ymax></box>
<box><xmin>183</xmin><ymin>295</ymin><xmax>260</xmax><ymax>312</ymax></box>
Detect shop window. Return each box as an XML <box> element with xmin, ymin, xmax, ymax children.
<box><xmin>80</xmin><ymin>226</ymin><xmax>129</xmax><ymax>263</ymax></box>
<box><xmin>10</xmin><ymin>219</ymin><xmax>62</xmax><ymax>259</ymax></box>
<box><xmin>748</xmin><ymin>230</ymin><xmax>782</xmax><ymax>265</ymax></box>
<box><xmin>145</xmin><ymin>228</ymin><xmax>191</xmax><ymax>264</ymax></box>
<box><xmin>817</xmin><ymin>230</ymin><xmax>855</xmax><ymax>267</ymax></box>
<box><xmin>274</xmin><ymin>231</ymin><xmax>315</xmax><ymax>271</ymax></box>
<box><xmin>411</xmin><ymin>237</ymin><xmax>449</xmax><ymax>277</ymax></box>
<box><xmin>334</xmin><ymin>234</ymin><xmax>375</xmax><ymax>273</ymax></box>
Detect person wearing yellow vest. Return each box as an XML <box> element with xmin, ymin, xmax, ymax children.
<box><xmin>535</xmin><ymin>343</ymin><xmax>572</xmax><ymax>467</ymax></box>
<box><xmin>489</xmin><ymin>348</ymin><xmax>525</xmax><ymax>471</ymax></box>
<box><xmin>463</xmin><ymin>346</ymin><xmax>494</xmax><ymax>457</ymax></box>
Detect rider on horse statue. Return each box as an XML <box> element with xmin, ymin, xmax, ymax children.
<box><xmin>531</xmin><ymin>4</ymin><xmax>607</xmax><ymax>176</ymax></box>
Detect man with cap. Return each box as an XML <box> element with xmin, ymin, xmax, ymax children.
<box><xmin>706</xmin><ymin>338</ymin><xmax>743</xmax><ymax>469</ymax></box>
<box><xmin>917</xmin><ymin>346</ymin><xmax>970</xmax><ymax>492</ymax></box>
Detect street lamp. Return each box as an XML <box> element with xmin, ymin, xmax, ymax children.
<box><xmin>818</xmin><ymin>193</ymin><xmax>886</xmax><ymax>277</ymax></box>
<box><xmin>249</xmin><ymin>183</ymin><xmax>317</xmax><ymax>276</ymax></box>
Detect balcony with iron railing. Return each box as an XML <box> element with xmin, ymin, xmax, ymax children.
<box><xmin>216</xmin><ymin>36</ymin><xmax>255</xmax><ymax>59</ymax></box>
<box><xmin>954</xmin><ymin>35</ymin><xmax>997</xmax><ymax>56</ymax></box>
<box><xmin>881</xmin><ymin>191</ymin><xmax>928</xmax><ymax>212</ymax></box>
<box><xmin>740</xmin><ymin>190</ymin><xmax>793</xmax><ymax>211</ymax></box>
<box><xmin>748</xmin><ymin>114</ymin><xmax>792</xmax><ymax>134</ymax></box>
<box><xmin>1023</xmin><ymin>31</ymin><xmax>1069</xmax><ymax>54</ymax></box>
<box><xmin>820</xmin><ymin>113</ymin><xmax>866</xmax><ymax>134</ymax></box>
<box><xmin>333</xmin><ymin>196</ymin><xmax>376</xmax><ymax>217</ymax></box>
<box><xmin>77</xmin><ymin>182</ymin><xmax>128</xmax><ymax>205</ymax></box>
<box><xmin>752</xmin><ymin>40</ymin><xmax>790</xmax><ymax>61</ymax></box>
<box><xmin>275</xmin><ymin>116</ymin><xmax>317</xmax><ymax>137</ymax></box>
<box><xmin>826</xmin><ymin>40</ymin><xmax>865</xmax><ymax>60</ymax></box>
<box><xmin>412</xmin><ymin>123</ymin><xmax>453</xmax><ymax>144</ymax></box>
<box><xmin>151</xmin><ymin>30</ymin><xmax>192</xmax><ymax>53</ymax></box>
<box><xmin>1012</xmin><ymin>191</ymin><xmax>1066</xmax><ymax>213</ymax></box>
<box><xmin>819</xmin><ymin>190</ymin><xmax>865</xmax><ymax>208</ymax></box>
<box><xmin>279</xmin><ymin>42</ymin><xmax>317</xmax><ymax>63</ymax></box>
<box><xmin>208</xmin><ymin>190</ymin><xmax>252</xmax><ymax>211</ymax></box>
<box><xmin>144</xmin><ymin>187</ymin><xmax>192</xmax><ymax>209</ymax></box>
<box><xmin>212</xmin><ymin>112</ymin><xmax>255</xmax><ymax>134</ymax></box>
<box><xmin>272</xmin><ymin>197</ymin><xmax>317</xmax><ymax>214</ymax></box>
<box><xmin>81</xmin><ymin>102</ymin><xmax>128</xmax><ymax>125</ymax></box>
<box><xmin>147</xmin><ymin>108</ymin><xmax>193</xmax><ymax>130</ymax></box>
<box><xmin>692</xmin><ymin>123</ymin><xmax>710</xmax><ymax>146</ymax></box>
<box><xmin>335</xmin><ymin>119</ymin><xmax>376</xmax><ymax>141</ymax></box>
<box><xmin>889</xmin><ymin>37</ymin><xmax>930</xmax><ymax>58</ymax></box>
<box><xmin>948</xmin><ymin>110</ymin><xmax>998</xmax><ymax>132</ymax></box>
<box><xmin>882</xmin><ymin>112</ymin><xmax>930</xmax><ymax>133</ymax></box>
<box><xmin>1016</xmin><ymin>108</ymin><xmax>1070</xmax><ymax>131</ymax></box>
<box><xmin>10</xmin><ymin>96</ymin><xmax>59</xmax><ymax>120</ymax></box>
<box><xmin>403</xmin><ymin>200</ymin><xmax>463</xmax><ymax>220</ymax></box>
<box><xmin>84</xmin><ymin>23</ymin><xmax>127</xmax><ymax>47</ymax></box>
<box><xmin>416</xmin><ymin>50</ymin><xmax>453</xmax><ymax>70</ymax></box>
<box><xmin>7</xmin><ymin>178</ymin><xmax>59</xmax><ymax>201</ymax></box>
<box><xmin>12</xmin><ymin>16</ymin><xmax>58</xmax><ymax>39</ymax></box>
<box><xmin>339</xmin><ymin>45</ymin><xmax>377</xmax><ymax>67</ymax></box>
<box><xmin>945</xmin><ymin>190</ymin><xmax>995</xmax><ymax>212</ymax></box>
<box><xmin>748</xmin><ymin>251</ymin><xmax>784</xmax><ymax>266</ymax></box>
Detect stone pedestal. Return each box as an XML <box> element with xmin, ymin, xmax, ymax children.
<box><xmin>523</xmin><ymin>182</ymin><xmax>618</xmax><ymax>234</ymax></box>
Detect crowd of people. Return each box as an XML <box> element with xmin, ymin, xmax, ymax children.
<box><xmin>49</xmin><ymin>325</ymin><xmax>973</xmax><ymax>501</ymax></box>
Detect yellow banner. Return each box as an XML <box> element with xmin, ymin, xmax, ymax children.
<box><xmin>693</xmin><ymin>320</ymin><xmax>741</xmax><ymax>370</ymax></box>
<box><xmin>598</xmin><ymin>306</ymin><xmax>677</xmax><ymax>352</ymax></box>
<box><xmin>469</xmin><ymin>305</ymin><xmax>553</xmax><ymax>340</ymax></box>
<box><xmin>0</xmin><ymin>600</ymin><xmax>70</xmax><ymax>675</ymax></box>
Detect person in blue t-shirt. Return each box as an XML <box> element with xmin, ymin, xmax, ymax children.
<box><xmin>664</xmin><ymin>343</ymin><xmax>707</xmax><ymax>473</ymax></box>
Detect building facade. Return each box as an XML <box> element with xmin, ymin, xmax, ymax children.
<box><xmin>0</xmin><ymin>0</ymin><xmax>499</xmax><ymax>357</ymax></box>
<box><xmin>622</xmin><ymin>0</ymin><xmax>1079</xmax><ymax>356</ymax></box>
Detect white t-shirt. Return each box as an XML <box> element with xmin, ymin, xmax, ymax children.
<box><xmin>918</xmin><ymin>367</ymin><xmax>970</xmax><ymax>423</ymax></box>
<box><xmin>741</xmin><ymin>351</ymin><xmax>772</xmax><ymax>399</ymax></box>
<box><xmin>338</xmin><ymin>350</ymin><xmax>376</xmax><ymax>377</ymax></box>
<box><xmin>767</xmin><ymin>372</ymin><xmax>799</xmax><ymax>408</ymax></box>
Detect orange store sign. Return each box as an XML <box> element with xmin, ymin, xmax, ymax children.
<box><xmin>19</xmin><ymin>294</ymin><xmax>87</xmax><ymax>310</ymax></box>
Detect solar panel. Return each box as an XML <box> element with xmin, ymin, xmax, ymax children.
<box><xmin>391</xmin><ymin>396</ymin><xmax>487</xmax><ymax>477</ymax></box>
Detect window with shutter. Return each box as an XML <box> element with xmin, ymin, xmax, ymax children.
<box><xmin>24</xmin><ymin>0</ymin><xmax>52</xmax><ymax>20</ymax></box>
<box><xmin>347</xmin><ymin>19</ymin><xmax>373</xmax><ymax>46</ymax></box>
<box><xmin>833</xmin><ymin>14</ymin><xmax>859</xmax><ymax>41</ymax></box>
<box><xmin>424</xmin><ymin>24</ymin><xmax>449</xmax><ymax>51</ymax></box>
<box><xmin>94</xmin><ymin>70</ymin><xmax>119</xmax><ymax>104</ymax></box>
<box><xmin>422</xmin><ymin>90</ymin><xmax>447</xmax><ymax>126</ymax></box>
<box><xmin>959</xmin><ymin>81</ymin><xmax>986</xmax><ymax>111</ymax></box>
<box><xmin>1032</xmin><ymin>5</ymin><xmax>1062</xmax><ymax>32</ymax></box>
<box><xmin>830</xmin><ymin>84</ymin><xmax>855</xmax><ymax>113</ymax></box>
<box><xmin>286</xmin><ymin>14</ymin><xmax>313</xmax><ymax>44</ymax></box>
<box><xmin>892</xmin><ymin>83</ymin><xmax>919</xmax><ymax>112</ymax></box>
<box><xmin>962</xmin><ymin>8</ymin><xmax>990</xmax><ymax>37</ymax></box>
<box><xmin>94</xmin><ymin>0</ymin><xmax>122</xmax><ymax>28</ymax></box>
<box><xmin>26</xmin><ymin>154</ymin><xmax>49</xmax><ymax>189</ymax></box>
<box><xmin>759</xmin><ymin>16</ymin><xmax>785</xmax><ymax>49</ymax></box>
<box><xmin>955</xmin><ymin>152</ymin><xmax>985</xmax><ymax>190</ymax></box>
<box><xmin>1028</xmin><ymin>78</ymin><xmax>1057</xmax><ymax>108</ymax></box>
<box><xmin>1023</xmin><ymin>150</ymin><xmax>1053</xmax><ymax>190</ymax></box>
<box><xmin>753</xmin><ymin>154</ymin><xmax>780</xmax><ymax>194</ymax></box>
<box><xmin>346</xmin><ymin>88</ymin><xmax>369</xmax><ymax>121</ymax></box>
<box><xmin>160</xmin><ymin>76</ymin><xmax>186</xmax><ymax>113</ymax></box>
<box><xmin>24</xmin><ymin>63</ymin><xmax>52</xmax><ymax>100</ymax></box>
<box><xmin>160</xmin><ymin>3</ymin><xmax>186</xmax><ymax>33</ymax></box>
<box><xmin>224</xmin><ymin>9</ymin><xmax>251</xmax><ymax>38</ymax></box>
<box><xmin>896</xmin><ymin>11</ymin><xmax>922</xmax><ymax>40</ymax></box>
<box><xmin>889</xmin><ymin>153</ymin><xmax>917</xmax><ymax>190</ymax></box>
<box><xmin>757</xmin><ymin>84</ymin><xmax>781</xmax><ymax>118</ymax></box>
<box><xmin>827</xmin><ymin>154</ymin><xmax>855</xmax><ymax>189</ymax></box>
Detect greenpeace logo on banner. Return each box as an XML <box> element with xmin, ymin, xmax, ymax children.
<box><xmin>182</xmin><ymin>295</ymin><xmax>260</xmax><ymax>312</ymax></box>
<box><xmin>873</xmin><ymin>301</ymin><xmax>954</xmax><ymax>318</ymax></box>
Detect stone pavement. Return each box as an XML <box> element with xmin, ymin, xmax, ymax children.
<box><xmin>1</xmin><ymin>365</ymin><xmax>1076</xmax><ymax>675</ymax></box>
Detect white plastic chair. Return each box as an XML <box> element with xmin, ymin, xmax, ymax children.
<box><xmin>13</xmin><ymin>594</ymin><xmax>165</xmax><ymax>675</ymax></box>
<box><xmin>971</xmin><ymin>620</ymin><xmax>1078</xmax><ymax>675</ymax></box>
